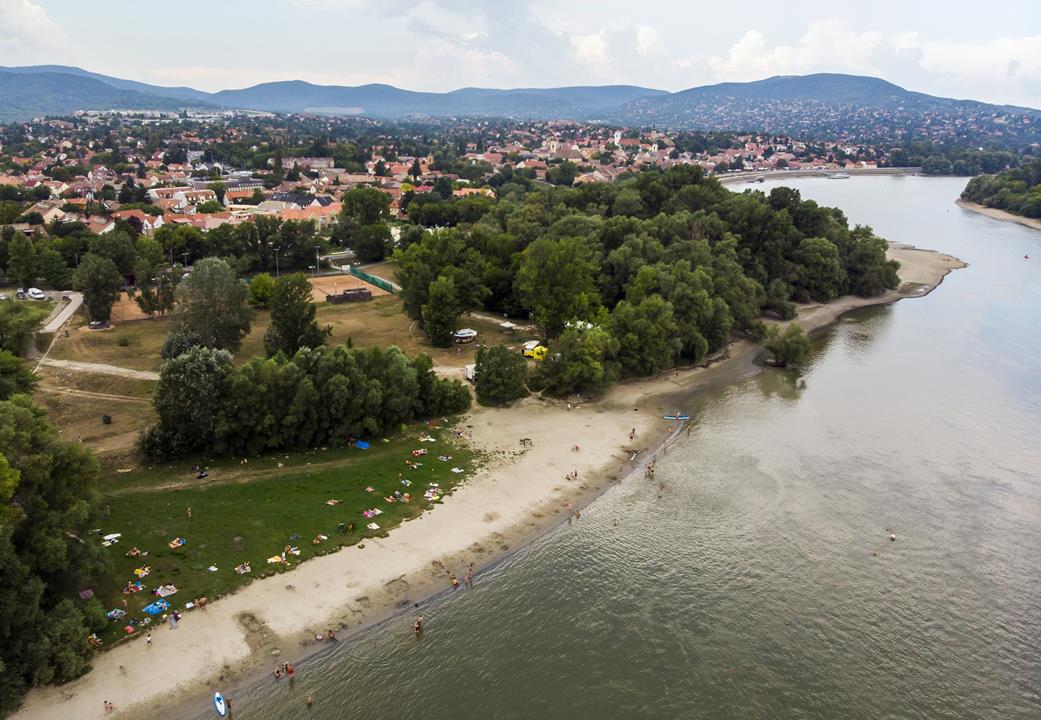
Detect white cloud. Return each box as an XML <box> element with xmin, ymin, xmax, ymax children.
<box><xmin>0</xmin><ymin>0</ymin><xmax>69</xmax><ymax>64</ymax></box>
<box><xmin>290</xmin><ymin>0</ymin><xmax>367</xmax><ymax>8</ymax></box>
<box><xmin>570</xmin><ymin>31</ymin><xmax>609</xmax><ymax>73</ymax></box>
<box><xmin>914</xmin><ymin>35</ymin><xmax>1041</xmax><ymax>105</ymax></box>
<box><xmin>709</xmin><ymin>19</ymin><xmax>884</xmax><ymax>79</ymax></box>
<box><xmin>636</xmin><ymin>25</ymin><xmax>660</xmax><ymax>58</ymax></box>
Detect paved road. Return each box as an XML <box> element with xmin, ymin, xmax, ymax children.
<box><xmin>37</xmin><ymin>358</ymin><xmax>159</xmax><ymax>381</ymax></box>
<box><xmin>41</xmin><ymin>291</ymin><xmax>83</xmax><ymax>333</ymax></box>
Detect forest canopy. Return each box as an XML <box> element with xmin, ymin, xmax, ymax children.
<box><xmin>961</xmin><ymin>158</ymin><xmax>1041</xmax><ymax>219</ymax></box>
<box><xmin>394</xmin><ymin>166</ymin><xmax>900</xmax><ymax>394</ymax></box>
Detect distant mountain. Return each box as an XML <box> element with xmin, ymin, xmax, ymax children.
<box><xmin>0</xmin><ymin>71</ymin><xmax>206</xmax><ymax>122</ymax></box>
<box><xmin>1</xmin><ymin>66</ymin><xmax>1038</xmax><ymax>148</ymax></box>
<box><xmin>606</xmin><ymin>73</ymin><xmax>1041</xmax><ymax>147</ymax></box>
<box><xmin>0</xmin><ymin>65</ymin><xmax>211</xmax><ymax>102</ymax></box>
<box><xmin>210</xmin><ymin>81</ymin><xmax>667</xmax><ymax>118</ymax></box>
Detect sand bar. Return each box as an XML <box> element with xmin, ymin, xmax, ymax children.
<box><xmin>13</xmin><ymin>244</ymin><xmax>963</xmax><ymax>720</ymax></box>
<box><xmin>956</xmin><ymin>199</ymin><xmax>1041</xmax><ymax>233</ymax></box>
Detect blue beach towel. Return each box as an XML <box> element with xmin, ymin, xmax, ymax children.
<box><xmin>142</xmin><ymin>599</ymin><xmax>170</xmax><ymax>615</ymax></box>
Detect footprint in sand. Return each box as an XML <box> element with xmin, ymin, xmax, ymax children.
<box><xmin>483</xmin><ymin>512</ymin><xmax>499</xmax><ymax>523</ymax></box>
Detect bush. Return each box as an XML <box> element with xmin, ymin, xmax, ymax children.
<box><xmin>764</xmin><ymin>323</ymin><xmax>811</xmax><ymax>367</ymax></box>
<box><xmin>160</xmin><ymin>329</ymin><xmax>203</xmax><ymax>360</ymax></box>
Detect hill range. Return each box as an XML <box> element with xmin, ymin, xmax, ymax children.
<box><xmin>1</xmin><ymin>65</ymin><xmax>1038</xmax><ymax>146</ymax></box>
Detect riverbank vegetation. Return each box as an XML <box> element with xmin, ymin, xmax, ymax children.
<box><xmin>961</xmin><ymin>158</ymin><xmax>1041</xmax><ymax>219</ymax></box>
<box><xmin>394</xmin><ymin>166</ymin><xmax>899</xmax><ymax>395</ymax></box>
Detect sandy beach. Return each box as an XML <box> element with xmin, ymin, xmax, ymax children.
<box><xmin>12</xmin><ymin>243</ymin><xmax>963</xmax><ymax>720</ymax></box>
<box><xmin>956</xmin><ymin>199</ymin><xmax>1041</xmax><ymax>232</ymax></box>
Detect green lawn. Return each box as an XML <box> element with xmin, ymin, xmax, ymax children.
<box><xmin>91</xmin><ymin>423</ymin><xmax>475</xmax><ymax>646</ymax></box>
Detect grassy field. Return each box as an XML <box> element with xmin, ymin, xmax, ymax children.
<box><xmin>49</xmin><ymin>295</ymin><xmax>534</xmax><ymax>373</ymax></box>
<box><xmin>91</xmin><ymin>422</ymin><xmax>475</xmax><ymax>646</ymax></box>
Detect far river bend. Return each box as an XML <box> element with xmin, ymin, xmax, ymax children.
<box><xmin>186</xmin><ymin>175</ymin><xmax>1041</xmax><ymax>720</ymax></box>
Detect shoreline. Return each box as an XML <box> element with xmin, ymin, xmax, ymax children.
<box><xmin>12</xmin><ymin>244</ymin><xmax>965</xmax><ymax>720</ymax></box>
<box><xmin>955</xmin><ymin>198</ymin><xmax>1041</xmax><ymax>232</ymax></box>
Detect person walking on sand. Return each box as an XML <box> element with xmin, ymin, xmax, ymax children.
<box><xmin>465</xmin><ymin>563</ymin><xmax>474</xmax><ymax>587</ymax></box>
<box><xmin>629</xmin><ymin>427</ymin><xmax>637</xmax><ymax>441</ymax></box>
<box><xmin>146</xmin><ymin>632</ymin><xmax>152</xmax><ymax>648</ymax></box>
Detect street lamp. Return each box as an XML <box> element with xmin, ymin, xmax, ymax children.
<box><xmin>274</xmin><ymin>248</ymin><xmax>280</xmax><ymax>278</ymax></box>
<box><xmin>314</xmin><ymin>245</ymin><xmax>321</xmax><ymax>277</ymax></box>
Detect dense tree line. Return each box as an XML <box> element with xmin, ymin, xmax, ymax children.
<box><xmin>394</xmin><ymin>166</ymin><xmax>899</xmax><ymax>396</ymax></box>
<box><xmin>888</xmin><ymin>143</ymin><xmax>1029</xmax><ymax>176</ymax></box>
<box><xmin>142</xmin><ymin>344</ymin><xmax>471</xmax><ymax>459</ymax></box>
<box><xmin>0</xmin><ymin>396</ymin><xmax>108</xmax><ymax>714</ymax></box>
<box><xmin>961</xmin><ymin>158</ymin><xmax>1041</xmax><ymax>219</ymax></box>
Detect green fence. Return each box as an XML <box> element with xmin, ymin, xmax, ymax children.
<box><xmin>349</xmin><ymin>266</ymin><xmax>396</xmax><ymax>293</ymax></box>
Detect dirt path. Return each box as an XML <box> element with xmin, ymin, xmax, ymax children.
<box><xmin>36</xmin><ymin>386</ymin><xmax>150</xmax><ymax>404</ymax></box>
<box><xmin>37</xmin><ymin>358</ymin><xmax>160</xmax><ymax>381</ymax></box>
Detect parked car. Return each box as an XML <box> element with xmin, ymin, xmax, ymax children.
<box><xmin>0</xmin><ymin>293</ymin><xmax>8</xmax><ymax>302</ymax></box>
<box><xmin>27</xmin><ymin>288</ymin><xmax>46</xmax><ymax>300</ymax></box>
<box><xmin>15</xmin><ymin>288</ymin><xmax>26</xmax><ymax>300</ymax></box>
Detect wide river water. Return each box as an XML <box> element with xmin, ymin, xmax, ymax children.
<box><xmin>188</xmin><ymin>176</ymin><xmax>1041</xmax><ymax>719</ymax></box>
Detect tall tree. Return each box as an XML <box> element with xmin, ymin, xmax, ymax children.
<box><xmin>341</xmin><ymin>187</ymin><xmax>391</xmax><ymax>225</ymax></box>
<box><xmin>0</xmin><ymin>350</ymin><xmax>36</xmax><ymax>399</ymax></box>
<box><xmin>38</xmin><ymin>247</ymin><xmax>71</xmax><ymax>289</ymax></box>
<box><xmin>0</xmin><ymin>300</ymin><xmax>46</xmax><ymax>354</ymax></box>
<box><xmin>7</xmin><ymin>234</ymin><xmax>37</xmax><ymax>288</ymax></box>
<box><xmin>474</xmin><ymin>345</ymin><xmax>528</xmax><ymax>406</ymax></box>
<box><xmin>263</xmin><ymin>273</ymin><xmax>330</xmax><ymax>357</ymax></box>
<box><xmin>0</xmin><ymin>396</ymin><xmax>107</xmax><ymax>714</ymax></box>
<box><xmin>516</xmin><ymin>236</ymin><xmax>601</xmax><ymax>340</ymax></box>
<box><xmin>170</xmin><ymin>257</ymin><xmax>254</xmax><ymax>352</ymax></box>
<box><xmin>421</xmin><ymin>275</ymin><xmax>460</xmax><ymax>347</ymax></box>
<box><xmin>72</xmin><ymin>253</ymin><xmax>123</xmax><ymax>323</ymax></box>
<box><xmin>143</xmin><ymin>346</ymin><xmax>233</xmax><ymax>458</ymax></box>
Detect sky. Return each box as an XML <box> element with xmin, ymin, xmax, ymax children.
<box><xmin>2</xmin><ymin>0</ymin><xmax>1040</xmax><ymax>107</ymax></box>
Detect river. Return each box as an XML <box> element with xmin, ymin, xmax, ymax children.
<box><xmin>188</xmin><ymin>176</ymin><xmax>1041</xmax><ymax>719</ymax></box>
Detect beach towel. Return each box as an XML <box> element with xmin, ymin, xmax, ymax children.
<box><xmin>106</xmin><ymin>608</ymin><xmax>126</xmax><ymax>620</ymax></box>
<box><xmin>267</xmin><ymin>556</ymin><xmax>285</xmax><ymax>564</ymax></box>
<box><xmin>168</xmin><ymin>537</ymin><xmax>186</xmax><ymax>549</ymax></box>
<box><xmin>156</xmin><ymin>585</ymin><xmax>178</xmax><ymax>598</ymax></box>
<box><xmin>366</xmin><ymin>522</ymin><xmax>380</xmax><ymax>530</ymax></box>
<box><xmin>451</xmin><ymin>467</ymin><xmax>464</xmax><ymax>473</ymax></box>
<box><xmin>355</xmin><ymin>440</ymin><xmax>370</xmax><ymax>450</ymax></box>
<box><xmin>133</xmin><ymin>566</ymin><xmax>150</xmax><ymax>577</ymax></box>
<box><xmin>124</xmin><ymin>625</ymin><xmax>136</xmax><ymax>634</ymax></box>
<box><xmin>142</xmin><ymin>599</ymin><xmax>170</xmax><ymax>615</ymax></box>
<box><xmin>207</xmin><ymin>565</ymin><xmax>218</xmax><ymax>572</ymax></box>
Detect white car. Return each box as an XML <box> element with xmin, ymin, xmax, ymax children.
<box><xmin>27</xmin><ymin>288</ymin><xmax>46</xmax><ymax>300</ymax></box>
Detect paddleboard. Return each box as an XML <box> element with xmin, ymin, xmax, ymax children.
<box><xmin>663</xmin><ymin>415</ymin><xmax>691</xmax><ymax>420</ymax></box>
<box><xmin>214</xmin><ymin>691</ymin><xmax>227</xmax><ymax>717</ymax></box>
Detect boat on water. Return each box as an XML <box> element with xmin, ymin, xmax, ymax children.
<box><xmin>213</xmin><ymin>691</ymin><xmax>227</xmax><ymax>717</ymax></box>
<box><xmin>828</xmin><ymin>173</ymin><xmax>851</xmax><ymax>179</ymax></box>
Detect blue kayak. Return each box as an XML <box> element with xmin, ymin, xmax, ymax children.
<box><xmin>214</xmin><ymin>691</ymin><xmax>227</xmax><ymax>717</ymax></box>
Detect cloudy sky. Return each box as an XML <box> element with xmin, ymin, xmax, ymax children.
<box><xmin>3</xmin><ymin>0</ymin><xmax>1040</xmax><ymax>107</ymax></box>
